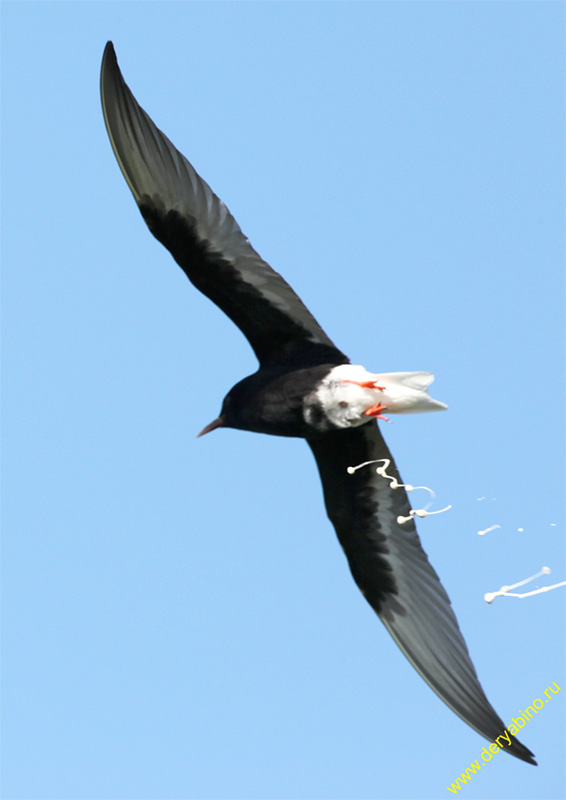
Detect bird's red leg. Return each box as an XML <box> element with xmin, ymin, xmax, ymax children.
<box><xmin>343</xmin><ymin>379</ymin><xmax>386</xmax><ymax>390</ymax></box>
<box><xmin>364</xmin><ymin>403</ymin><xmax>389</xmax><ymax>421</ymax></box>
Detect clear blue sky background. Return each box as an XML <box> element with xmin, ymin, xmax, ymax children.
<box><xmin>2</xmin><ymin>3</ymin><xmax>564</xmax><ymax>799</ymax></box>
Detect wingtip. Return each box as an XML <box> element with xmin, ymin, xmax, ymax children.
<box><xmin>101</xmin><ymin>41</ymin><xmax>116</xmax><ymax>93</ymax></box>
<box><xmin>103</xmin><ymin>40</ymin><xmax>116</xmax><ymax>60</ymax></box>
<box><xmin>510</xmin><ymin>742</ymin><xmax>537</xmax><ymax>766</ymax></box>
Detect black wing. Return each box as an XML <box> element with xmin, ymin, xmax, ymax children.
<box><xmin>100</xmin><ymin>42</ymin><xmax>348</xmax><ymax>370</ymax></box>
<box><xmin>308</xmin><ymin>423</ymin><xmax>536</xmax><ymax>765</ymax></box>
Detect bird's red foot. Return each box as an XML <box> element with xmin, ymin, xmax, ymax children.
<box><xmin>364</xmin><ymin>403</ymin><xmax>389</xmax><ymax>421</ymax></box>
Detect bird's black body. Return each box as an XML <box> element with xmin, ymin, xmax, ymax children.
<box><xmin>101</xmin><ymin>42</ymin><xmax>536</xmax><ymax>765</ymax></box>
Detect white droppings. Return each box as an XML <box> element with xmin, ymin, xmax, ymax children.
<box><xmin>484</xmin><ymin>566</ymin><xmax>566</xmax><ymax>603</ymax></box>
<box><xmin>347</xmin><ymin>458</ymin><xmax>452</xmax><ymax>525</ymax></box>
<box><xmin>347</xmin><ymin>460</ymin><xmax>380</xmax><ymax>475</ymax></box>
<box><xmin>478</xmin><ymin>524</ymin><xmax>501</xmax><ymax>536</ymax></box>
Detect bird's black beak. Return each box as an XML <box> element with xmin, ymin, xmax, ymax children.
<box><xmin>197</xmin><ymin>415</ymin><xmax>226</xmax><ymax>437</ymax></box>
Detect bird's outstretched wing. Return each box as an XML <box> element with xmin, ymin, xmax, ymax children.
<box><xmin>100</xmin><ymin>42</ymin><xmax>348</xmax><ymax>370</ymax></box>
<box><xmin>307</xmin><ymin>423</ymin><xmax>536</xmax><ymax>765</ymax></box>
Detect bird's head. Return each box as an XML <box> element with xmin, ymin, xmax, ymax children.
<box><xmin>196</xmin><ymin>391</ymin><xmax>234</xmax><ymax>438</ymax></box>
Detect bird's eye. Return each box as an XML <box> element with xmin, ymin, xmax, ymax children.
<box><xmin>339</xmin><ymin>401</ymin><xmax>348</xmax><ymax>408</ymax></box>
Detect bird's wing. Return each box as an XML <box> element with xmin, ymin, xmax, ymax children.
<box><xmin>100</xmin><ymin>42</ymin><xmax>348</xmax><ymax>370</ymax></box>
<box><xmin>307</xmin><ymin>423</ymin><xmax>536</xmax><ymax>765</ymax></box>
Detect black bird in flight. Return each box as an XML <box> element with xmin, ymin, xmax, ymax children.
<box><xmin>100</xmin><ymin>42</ymin><xmax>535</xmax><ymax>765</ymax></box>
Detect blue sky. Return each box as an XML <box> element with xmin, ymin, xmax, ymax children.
<box><xmin>2</xmin><ymin>3</ymin><xmax>564</xmax><ymax>799</ymax></box>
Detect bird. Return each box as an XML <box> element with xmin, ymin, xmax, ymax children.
<box><xmin>100</xmin><ymin>41</ymin><xmax>536</xmax><ymax>765</ymax></box>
